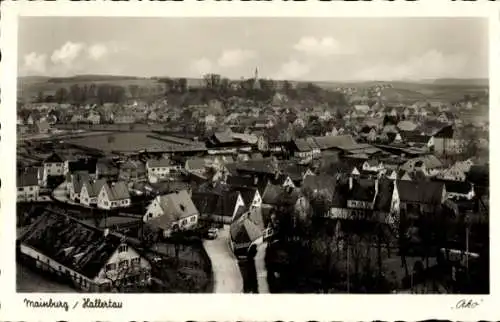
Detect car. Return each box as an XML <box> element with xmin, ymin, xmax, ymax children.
<box><xmin>206</xmin><ymin>227</ymin><xmax>218</xmax><ymax>240</ymax></box>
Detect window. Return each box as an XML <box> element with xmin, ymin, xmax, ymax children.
<box><xmin>131</xmin><ymin>257</ymin><xmax>140</xmax><ymax>266</ymax></box>
<box><xmin>190</xmin><ymin>216</ymin><xmax>196</xmax><ymax>222</ymax></box>
<box><xmin>29</xmin><ymin>187</ymin><xmax>34</xmax><ymax>191</ymax></box>
<box><xmin>118</xmin><ymin>260</ymin><xmax>128</xmax><ymax>269</ymax></box>
<box><xmin>18</xmin><ymin>187</ymin><xmax>23</xmax><ymax>192</ymax></box>
<box><xmin>182</xmin><ymin>219</ymin><xmax>187</xmax><ymax>226</ymax></box>
<box><xmin>119</xmin><ymin>244</ymin><xmax>128</xmax><ymax>253</ymax></box>
<box><xmin>59</xmin><ymin>266</ymin><xmax>62</xmax><ymax>271</ymax></box>
<box><xmin>148</xmin><ymin>213</ymin><xmax>152</xmax><ymax>218</ymax></box>
<box><xmin>105</xmin><ymin>263</ymin><xmax>117</xmax><ymax>271</ymax></box>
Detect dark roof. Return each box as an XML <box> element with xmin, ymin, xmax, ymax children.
<box><xmin>400</xmin><ymin>131</ymin><xmax>431</xmax><ymax>144</ymax></box>
<box><xmin>261</xmin><ymin>184</ymin><xmax>285</xmax><ymax>205</ymax></box>
<box><xmin>374</xmin><ymin>179</ymin><xmax>395</xmax><ymax>212</ymax></box>
<box><xmin>466</xmin><ymin>165</ymin><xmax>489</xmax><ymax>187</ymax></box>
<box><xmin>68</xmin><ymin>158</ymin><xmax>98</xmax><ymax>174</ymax></box>
<box><xmin>191</xmin><ymin>191</ymin><xmax>240</xmax><ymax>218</ymax></box>
<box><xmin>349</xmin><ymin>178</ymin><xmax>377</xmax><ymax>202</ymax></box>
<box><xmin>433</xmin><ymin>179</ymin><xmax>473</xmax><ymax>195</ymax></box>
<box><xmin>292</xmin><ymin>139</ymin><xmax>312</xmax><ymax>152</ymax></box>
<box><xmin>396</xmin><ymin>180</ymin><xmax>444</xmax><ymax>205</ymax></box>
<box><xmin>20</xmin><ymin>210</ymin><xmax>126</xmax><ymax>279</ymax></box>
<box><xmin>104</xmin><ymin>181</ymin><xmax>130</xmax><ymax>201</ymax></box>
<box><xmin>17</xmin><ymin>168</ymin><xmax>39</xmax><ymax>187</ymax></box>
<box><xmin>229</xmin><ymin>186</ymin><xmax>258</xmax><ymax>206</ymax></box>
<box><xmin>44</xmin><ymin>152</ymin><xmax>64</xmax><ymax>163</ymax></box>
<box><xmin>302</xmin><ymin>175</ymin><xmax>337</xmax><ymax>195</ymax></box>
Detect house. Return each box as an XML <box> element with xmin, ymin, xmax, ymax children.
<box><xmin>362</xmin><ymin>159</ymin><xmax>384</xmax><ymax>173</ymax></box>
<box><xmin>87</xmin><ymin>112</ymin><xmax>101</xmax><ymax>125</ymax></box>
<box><xmin>191</xmin><ymin>191</ymin><xmax>245</xmax><ymax>224</ymax></box>
<box><xmin>68</xmin><ymin>171</ymin><xmax>91</xmax><ymax>202</ymax></box>
<box><xmin>302</xmin><ymin>174</ymin><xmax>336</xmax><ymax>198</ymax></box>
<box><xmin>35</xmin><ymin>119</ymin><xmax>50</xmax><ymax>134</ymax></box>
<box><xmin>354</xmin><ymin>104</ymin><xmax>370</xmax><ymax>115</ymax></box>
<box><xmin>229</xmin><ymin>186</ymin><xmax>262</xmax><ymax>210</ymax></box>
<box><xmin>18</xmin><ymin>210</ymin><xmax>151</xmax><ymax>292</ymax></box>
<box><xmin>143</xmin><ymin>190</ymin><xmax>199</xmax><ymax>237</ymax></box>
<box><xmin>396</xmin><ymin>180</ymin><xmax>446</xmax><ymax>213</ymax></box>
<box><xmin>185</xmin><ymin>158</ymin><xmax>207</xmax><ymax>174</ymax></box>
<box><xmin>43</xmin><ymin>153</ymin><xmax>65</xmax><ymax>177</ymax></box>
<box><xmin>97</xmin><ymin>181</ymin><xmax>131</xmax><ymax>210</ymax></box>
<box><xmin>436</xmin><ymin>166</ymin><xmax>467</xmax><ymax>182</ymax></box>
<box><xmin>17</xmin><ymin>169</ymin><xmax>40</xmax><ymax>202</ymax></box>
<box><xmin>80</xmin><ymin>179</ymin><xmax>107</xmax><ymax>207</ymax></box>
<box><xmin>96</xmin><ymin>159</ymin><xmax>119</xmax><ymax>180</ymax></box>
<box><xmin>66</xmin><ymin>158</ymin><xmax>98</xmax><ymax>177</ymax></box>
<box><xmin>146</xmin><ymin>159</ymin><xmax>180</xmax><ymax>180</ymax></box>
<box><xmin>118</xmin><ymin>160</ymin><xmax>146</xmax><ymax>182</ymax></box>
<box><xmin>401</xmin><ymin>155</ymin><xmax>443</xmax><ymax>176</ymax></box>
<box><xmin>399</xmin><ymin>131</ymin><xmax>434</xmax><ymax>149</ymax></box>
<box><xmin>229</xmin><ymin>206</ymin><xmax>274</xmax><ymax>256</ymax></box>
<box><xmin>397</xmin><ymin>121</ymin><xmax>418</xmax><ymax>132</ymax></box>
<box><xmin>434</xmin><ymin>179</ymin><xmax>475</xmax><ymax>201</ymax></box>
<box><xmin>204</xmin><ymin>114</ymin><xmax>217</xmax><ymax>126</ymax></box>
<box><xmin>114</xmin><ymin>114</ymin><xmax>135</xmax><ymax>124</ymax></box>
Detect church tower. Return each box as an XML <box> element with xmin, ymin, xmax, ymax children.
<box><xmin>253</xmin><ymin>67</ymin><xmax>261</xmax><ymax>90</ymax></box>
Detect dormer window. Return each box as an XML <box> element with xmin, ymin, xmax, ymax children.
<box><xmin>180</xmin><ymin>204</ymin><xmax>185</xmax><ymax>212</ymax></box>
<box><xmin>118</xmin><ymin>244</ymin><xmax>128</xmax><ymax>253</ymax></box>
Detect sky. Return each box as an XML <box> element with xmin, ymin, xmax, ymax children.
<box><xmin>18</xmin><ymin>17</ymin><xmax>489</xmax><ymax>81</ymax></box>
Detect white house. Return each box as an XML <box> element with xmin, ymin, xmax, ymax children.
<box><xmin>146</xmin><ymin>159</ymin><xmax>180</xmax><ymax>181</ymax></box>
<box><xmin>97</xmin><ymin>181</ymin><xmax>131</xmax><ymax>210</ymax></box>
<box><xmin>80</xmin><ymin>179</ymin><xmax>107</xmax><ymax>207</ymax></box>
<box><xmin>43</xmin><ymin>153</ymin><xmax>65</xmax><ymax>177</ymax></box>
<box><xmin>144</xmin><ymin>190</ymin><xmax>199</xmax><ymax>237</ymax></box>
<box><xmin>17</xmin><ymin>170</ymin><xmax>40</xmax><ymax>202</ymax></box>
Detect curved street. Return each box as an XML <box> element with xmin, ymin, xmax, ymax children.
<box><xmin>202</xmin><ymin>225</ymin><xmax>244</xmax><ymax>293</ymax></box>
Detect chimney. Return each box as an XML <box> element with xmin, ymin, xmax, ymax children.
<box><xmin>349</xmin><ymin>176</ymin><xmax>353</xmax><ymax>190</ymax></box>
<box><xmin>254</xmin><ymin>176</ymin><xmax>259</xmax><ymax>185</ymax></box>
<box><xmin>104</xmin><ymin>228</ymin><xmax>109</xmax><ymax>237</ymax></box>
<box><xmin>375</xmin><ymin>178</ymin><xmax>379</xmax><ymax>195</ymax></box>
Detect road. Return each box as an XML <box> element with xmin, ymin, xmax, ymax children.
<box><xmin>202</xmin><ymin>225</ymin><xmax>243</xmax><ymax>293</ymax></box>
<box><xmin>255</xmin><ymin>242</ymin><xmax>270</xmax><ymax>293</ymax></box>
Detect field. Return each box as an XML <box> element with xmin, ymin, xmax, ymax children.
<box><xmin>65</xmin><ymin>131</ymin><xmax>177</xmax><ymax>153</ymax></box>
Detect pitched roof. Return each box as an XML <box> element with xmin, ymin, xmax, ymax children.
<box><xmin>313</xmin><ymin>135</ymin><xmax>356</xmax><ymax>150</ymax></box>
<box><xmin>230</xmin><ymin>207</ymin><xmax>269</xmax><ymax>245</ymax></box>
<box><xmin>186</xmin><ymin>158</ymin><xmax>206</xmax><ymax>170</ymax></box>
<box><xmin>396</xmin><ymin>180</ymin><xmax>444</xmax><ymax>205</ymax></box>
<box><xmin>302</xmin><ymin>175</ymin><xmax>337</xmax><ymax>194</ymax></box>
<box><xmin>434</xmin><ymin>179</ymin><xmax>473</xmax><ymax>195</ymax></box>
<box><xmin>399</xmin><ymin>131</ymin><xmax>431</xmax><ymax>144</ymax></box>
<box><xmin>229</xmin><ymin>186</ymin><xmax>258</xmax><ymax>206</ymax></box>
<box><xmin>191</xmin><ymin>191</ymin><xmax>240</xmax><ymax>218</ymax></box>
<box><xmin>103</xmin><ymin>181</ymin><xmax>130</xmax><ymax>201</ymax></box>
<box><xmin>147</xmin><ymin>158</ymin><xmax>173</xmax><ymax>168</ymax></box>
<box><xmin>261</xmin><ymin>184</ymin><xmax>284</xmax><ymax>205</ymax></box>
<box><xmin>397</xmin><ymin>121</ymin><xmax>418</xmax><ymax>132</ymax></box>
<box><xmin>349</xmin><ymin>178</ymin><xmax>377</xmax><ymax>202</ymax></box>
<box><xmin>153</xmin><ymin>190</ymin><xmax>199</xmax><ymax>222</ymax></box>
<box><xmin>293</xmin><ymin>138</ymin><xmax>312</xmax><ymax>152</ymax></box>
<box><xmin>44</xmin><ymin>152</ymin><xmax>64</xmax><ymax>163</ymax></box>
<box><xmin>71</xmin><ymin>171</ymin><xmax>91</xmax><ymax>194</ymax></box>
<box><xmin>20</xmin><ymin>210</ymin><xmax>126</xmax><ymax>279</ymax></box>
<box><xmin>83</xmin><ymin>179</ymin><xmax>107</xmax><ymax>198</ymax></box>
<box><xmin>374</xmin><ymin>179</ymin><xmax>395</xmax><ymax>212</ymax></box>
<box><xmin>68</xmin><ymin>158</ymin><xmax>98</xmax><ymax>173</ymax></box>
<box><xmin>17</xmin><ymin>169</ymin><xmax>39</xmax><ymax>187</ymax></box>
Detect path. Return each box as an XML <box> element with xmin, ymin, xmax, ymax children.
<box><xmin>255</xmin><ymin>242</ymin><xmax>269</xmax><ymax>293</ymax></box>
<box><xmin>202</xmin><ymin>225</ymin><xmax>243</xmax><ymax>293</ymax></box>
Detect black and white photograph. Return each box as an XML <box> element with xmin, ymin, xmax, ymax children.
<box><xmin>14</xmin><ymin>16</ymin><xmax>489</xmax><ymax>296</ymax></box>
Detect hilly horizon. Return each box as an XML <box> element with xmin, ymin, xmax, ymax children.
<box><xmin>18</xmin><ymin>74</ymin><xmax>489</xmax><ymax>87</ymax></box>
